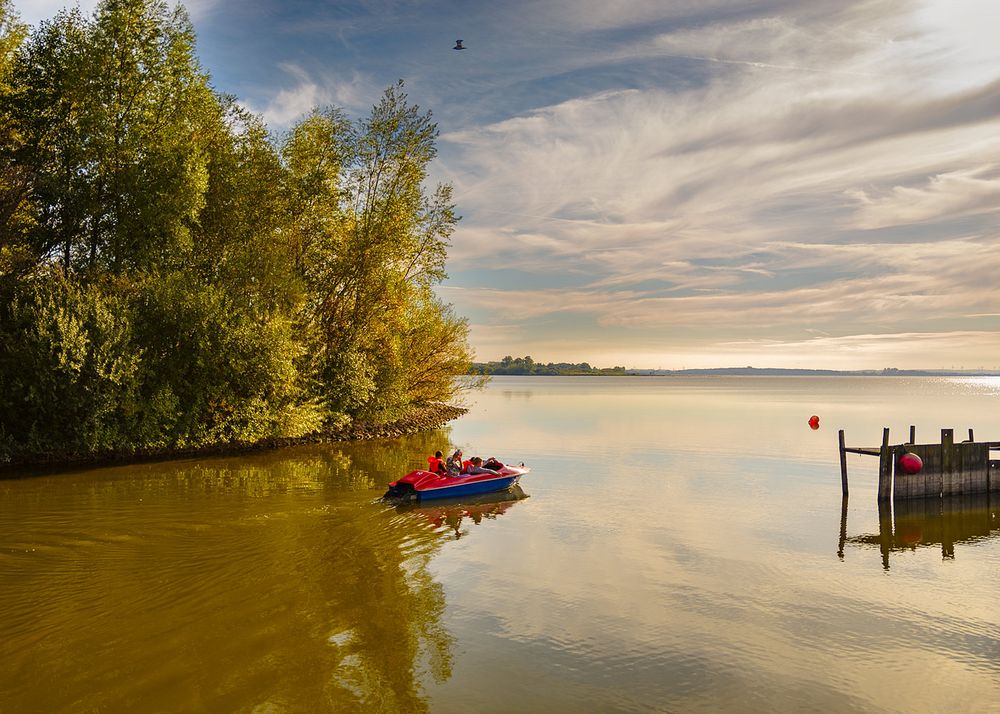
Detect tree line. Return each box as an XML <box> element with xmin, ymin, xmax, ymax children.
<box><xmin>0</xmin><ymin>0</ymin><xmax>474</xmax><ymax>461</ymax></box>
<box><xmin>471</xmin><ymin>356</ymin><xmax>626</xmax><ymax>376</ymax></box>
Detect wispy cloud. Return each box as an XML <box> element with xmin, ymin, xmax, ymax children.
<box><xmin>431</xmin><ymin>0</ymin><xmax>1000</xmax><ymax>366</ymax></box>
<box><xmin>241</xmin><ymin>63</ymin><xmax>379</xmax><ymax>130</ymax></box>
<box><xmin>847</xmin><ymin>168</ymin><xmax>1000</xmax><ymax>229</ymax></box>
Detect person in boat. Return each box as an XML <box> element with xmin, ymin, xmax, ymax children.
<box><xmin>467</xmin><ymin>456</ymin><xmax>500</xmax><ymax>475</ymax></box>
<box><xmin>427</xmin><ymin>451</ymin><xmax>447</xmax><ymax>475</ymax></box>
<box><xmin>446</xmin><ymin>449</ymin><xmax>464</xmax><ymax>476</ymax></box>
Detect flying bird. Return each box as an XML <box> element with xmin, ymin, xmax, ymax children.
<box><xmin>453</xmin><ymin>40</ymin><xmax>465</xmax><ymax>50</ymax></box>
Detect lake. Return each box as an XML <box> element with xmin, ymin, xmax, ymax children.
<box><xmin>2</xmin><ymin>376</ymin><xmax>998</xmax><ymax>712</ymax></box>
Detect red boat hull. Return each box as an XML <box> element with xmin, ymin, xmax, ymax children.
<box><xmin>384</xmin><ymin>464</ymin><xmax>530</xmax><ymax>501</ymax></box>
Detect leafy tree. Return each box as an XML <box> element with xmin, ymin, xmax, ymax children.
<box><xmin>12</xmin><ymin>0</ymin><xmax>213</xmax><ymax>276</ymax></box>
<box><xmin>0</xmin><ymin>1</ymin><xmax>33</xmax><ymax>284</ymax></box>
<box><xmin>0</xmin><ymin>270</ymin><xmax>144</xmax><ymax>455</ymax></box>
<box><xmin>131</xmin><ymin>272</ymin><xmax>322</xmax><ymax>447</ymax></box>
<box><xmin>286</xmin><ymin>83</ymin><xmax>472</xmax><ymax>424</ymax></box>
<box><xmin>0</xmin><ymin>3</ymin><xmax>474</xmax><ymax>462</ymax></box>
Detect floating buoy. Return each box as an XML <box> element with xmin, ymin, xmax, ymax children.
<box><xmin>899</xmin><ymin>452</ymin><xmax>923</xmax><ymax>474</ymax></box>
<box><xmin>808</xmin><ymin>415</ymin><xmax>820</xmax><ymax>429</ymax></box>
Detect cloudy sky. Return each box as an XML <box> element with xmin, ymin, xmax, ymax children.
<box><xmin>18</xmin><ymin>0</ymin><xmax>1000</xmax><ymax>369</ymax></box>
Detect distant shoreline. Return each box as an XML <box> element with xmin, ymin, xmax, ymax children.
<box><xmin>471</xmin><ymin>357</ymin><xmax>1000</xmax><ymax>378</ymax></box>
<box><xmin>485</xmin><ymin>368</ymin><xmax>1000</xmax><ymax>377</ymax></box>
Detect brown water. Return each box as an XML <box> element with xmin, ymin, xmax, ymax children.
<box><xmin>2</xmin><ymin>376</ymin><xmax>999</xmax><ymax>712</ymax></box>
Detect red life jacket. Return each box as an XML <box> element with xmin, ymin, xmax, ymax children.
<box><xmin>427</xmin><ymin>456</ymin><xmax>445</xmax><ymax>474</ymax></box>
<box><xmin>462</xmin><ymin>459</ymin><xmax>472</xmax><ymax>473</ymax></box>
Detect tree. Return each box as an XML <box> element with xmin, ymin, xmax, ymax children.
<box><xmin>0</xmin><ymin>0</ymin><xmax>34</xmax><ymax>284</ymax></box>
<box><xmin>12</xmin><ymin>0</ymin><xmax>214</xmax><ymax>276</ymax></box>
<box><xmin>286</xmin><ymin>82</ymin><xmax>472</xmax><ymax>424</ymax></box>
<box><xmin>0</xmin><ymin>2</ymin><xmax>474</xmax><ymax>462</ymax></box>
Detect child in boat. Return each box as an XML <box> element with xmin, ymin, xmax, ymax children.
<box><xmin>427</xmin><ymin>451</ymin><xmax>447</xmax><ymax>475</ymax></box>
<box><xmin>446</xmin><ymin>449</ymin><xmax>464</xmax><ymax>476</ymax></box>
<box><xmin>467</xmin><ymin>456</ymin><xmax>500</xmax><ymax>475</ymax></box>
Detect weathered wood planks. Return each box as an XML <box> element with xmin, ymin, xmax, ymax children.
<box><xmin>840</xmin><ymin>427</ymin><xmax>994</xmax><ymax>500</ymax></box>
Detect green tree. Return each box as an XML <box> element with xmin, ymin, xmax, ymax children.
<box><xmin>12</xmin><ymin>0</ymin><xmax>213</xmax><ymax>276</ymax></box>
<box><xmin>0</xmin><ymin>1</ymin><xmax>34</xmax><ymax>284</ymax></box>
<box><xmin>0</xmin><ymin>2</ymin><xmax>474</xmax><ymax>462</ymax></box>
<box><xmin>286</xmin><ymin>83</ymin><xmax>472</xmax><ymax>424</ymax></box>
<box><xmin>0</xmin><ymin>270</ymin><xmax>145</xmax><ymax>455</ymax></box>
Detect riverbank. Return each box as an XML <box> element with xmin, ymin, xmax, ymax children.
<box><xmin>0</xmin><ymin>402</ymin><xmax>468</xmax><ymax>473</ymax></box>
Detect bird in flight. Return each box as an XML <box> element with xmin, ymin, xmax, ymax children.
<box><xmin>453</xmin><ymin>40</ymin><xmax>465</xmax><ymax>50</ymax></box>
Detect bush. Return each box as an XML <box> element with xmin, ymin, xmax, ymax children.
<box><xmin>0</xmin><ymin>272</ymin><xmax>142</xmax><ymax>457</ymax></box>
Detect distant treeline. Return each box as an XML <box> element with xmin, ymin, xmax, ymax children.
<box><xmin>628</xmin><ymin>367</ymin><xmax>1000</xmax><ymax>376</ymax></box>
<box><xmin>471</xmin><ymin>356</ymin><xmax>626</xmax><ymax>376</ymax></box>
<box><xmin>0</xmin><ymin>0</ymin><xmax>473</xmax><ymax>462</ymax></box>
<box><xmin>471</xmin><ymin>362</ymin><xmax>1000</xmax><ymax>378</ymax></box>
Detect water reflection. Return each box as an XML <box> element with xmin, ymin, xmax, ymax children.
<box><xmin>841</xmin><ymin>494</ymin><xmax>999</xmax><ymax>569</ymax></box>
<box><xmin>395</xmin><ymin>485</ymin><xmax>530</xmax><ymax>540</ymax></box>
<box><xmin>0</xmin><ymin>429</ymin><xmax>471</xmax><ymax>712</ymax></box>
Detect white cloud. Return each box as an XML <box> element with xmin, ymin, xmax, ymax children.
<box><xmin>181</xmin><ymin>0</ymin><xmax>221</xmax><ymax>21</ymax></box>
<box><xmin>16</xmin><ymin>0</ymin><xmax>220</xmax><ymax>25</ymax></box>
<box><xmin>848</xmin><ymin>169</ymin><xmax>1000</xmax><ymax>229</ymax></box>
<box><xmin>16</xmin><ymin>0</ymin><xmax>98</xmax><ymax>25</ymax></box>
<box><xmin>242</xmin><ymin>64</ymin><xmax>378</xmax><ymax>130</ymax></box>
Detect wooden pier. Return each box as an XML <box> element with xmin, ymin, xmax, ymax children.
<box><xmin>838</xmin><ymin>427</ymin><xmax>1000</xmax><ymax>500</ymax></box>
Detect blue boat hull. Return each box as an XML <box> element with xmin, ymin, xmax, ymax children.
<box><xmin>417</xmin><ymin>474</ymin><xmax>520</xmax><ymax>500</ymax></box>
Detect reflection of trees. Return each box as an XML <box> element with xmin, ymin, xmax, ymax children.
<box><xmin>0</xmin><ymin>428</ymin><xmax>466</xmax><ymax>712</ymax></box>
<box><xmin>315</xmin><ymin>521</ymin><xmax>452</xmax><ymax>712</ymax></box>
<box><xmin>841</xmin><ymin>494</ymin><xmax>999</xmax><ymax>569</ymax></box>
<box><xmin>198</xmin><ymin>427</ymin><xmax>458</xmax><ymax>711</ymax></box>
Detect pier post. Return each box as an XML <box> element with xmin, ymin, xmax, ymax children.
<box><xmin>941</xmin><ymin>428</ymin><xmax>954</xmax><ymax>496</ymax></box>
<box><xmin>878</xmin><ymin>427</ymin><xmax>893</xmax><ymax>501</ymax></box>
<box><xmin>909</xmin><ymin>425</ymin><xmax>916</xmax><ymax>444</ymax></box>
<box><xmin>877</xmin><ymin>496</ymin><xmax>893</xmax><ymax>570</ymax></box>
<box><xmin>838</xmin><ymin>429</ymin><xmax>849</xmax><ymax>496</ymax></box>
<box><xmin>837</xmin><ymin>493</ymin><xmax>848</xmax><ymax>560</ymax></box>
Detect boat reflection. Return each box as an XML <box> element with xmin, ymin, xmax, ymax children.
<box><xmin>396</xmin><ymin>485</ymin><xmax>530</xmax><ymax>539</ymax></box>
<box><xmin>840</xmin><ymin>494</ymin><xmax>999</xmax><ymax>569</ymax></box>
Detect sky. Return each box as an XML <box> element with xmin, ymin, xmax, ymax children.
<box><xmin>16</xmin><ymin>0</ymin><xmax>1000</xmax><ymax>369</ymax></box>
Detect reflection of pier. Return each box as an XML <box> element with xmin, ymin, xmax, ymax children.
<box><xmin>396</xmin><ymin>485</ymin><xmax>529</xmax><ymax>539</ymax></box>
<box><xmin>838</xmin><ymin>493</ymin><xmax>999</xmax><ymax>569</ymax></box>
<box><xmin>838</xmin><ymin>426</ymin><xmax>1000</xmax><ymax>500</ymax></box>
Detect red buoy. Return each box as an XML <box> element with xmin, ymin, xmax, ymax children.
<box><xmin>899</xmin><ymin>452</ymin><xmax>923</xmax><ymax>474</ymax></box>
<box><xmin>808</xmin><ymin>415</ymin><xmax>820</xmax><ymax>429</ymax></box>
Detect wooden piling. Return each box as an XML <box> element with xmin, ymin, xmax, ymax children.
<box><xmin>941</xmin><ymin>429</ymin><xmax>954</xmax><ymax>496</ymax></box>
<box><xmin>968</xmin><ymin>428</ymin><xmax>975</xmax><ymax>442</ymax></box>
<box><xmin>909</xmin><ymin>425</ymin><xmax>916</xmax><ymax>443</ymax></box>
<box><xmin>877</xmin><ymin>497</ymin><xmax>892</xmax><ymax>570</ymax></box>
<box><xmin>837</xmin><ymin>493</ymin><xmax>848</xmax><ymax>560</ymax></box>
<box><xmin>838</xmin><ymin>429</ymin><xmax>849</xmax><ymax>496</ymax></box>
<box><xmin>877</xmin><ymin>427</ymin><xmax>892</xmax><ymax>501</ymax></box>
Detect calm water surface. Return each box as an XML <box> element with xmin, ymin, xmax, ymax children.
<box><xmin>2</xmin><ymin>376</ymin><xmax>999</xmax><ymax>712</ymax></box>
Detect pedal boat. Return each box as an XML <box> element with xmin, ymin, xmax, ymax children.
<box><xmin>383</xmin><ymin>462</ymin><xmax>529</xmax><ymax>501</ymax></box>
